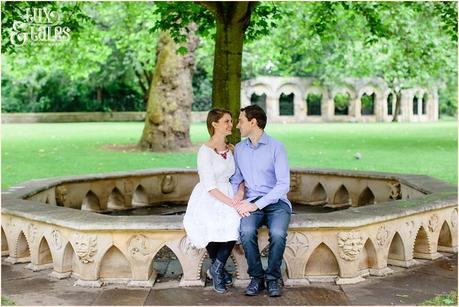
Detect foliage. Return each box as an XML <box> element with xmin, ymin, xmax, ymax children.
<box><xmin>421</xmin><ymin>291</ymin><xmax>458</xmax><ymax>306</ymax></box>
<box><xmin>2</xmin><ymin>121</ymin><xmax>457</xmax><ymax>188</ymax></box>
<box><xmin>1</xmin><ymin>66</ymin><xmax>143</xmax><ymax>112</ymax></box>
<box><xmin>306</xmin><ymin>93</ymin><xmax>322</xmax><ymax>115</ymax></box>
<box><xmin>1</xmin><ymin>296</ymin><xmax>15</xmax><ymax>306</ymax></box>
<box><xmin>240</xmin><ymin>2</ymin><xmax>457</xmax><ymax>115</ymax></box>
<box><xmin>152</xmin><ymin>2</ymin><xmax>281</xmax><ymax>47</ymax></box>
<box><xmin>361</xmin><ymin>94</ymin><xmax>375</xmax><ymax>115</ymax></box>
<box><xmin>1</xmin><ymin>2</ymin><xmax>158</xmax><ymax>113</ymax></box>
<box><xmin>192</xmin><ymin>64</ymin><xmax>212</xmax><ymax>111</ymax></box>
<box><xmin>1</xmin><ymin>1</ymin><xmax>90</xmax><ymax>52</ymax></box>
<box><xmin>1</xmin><ymin>2</ymin><xmax>456</xmax><ymax>116</ymax></box>
<box><xmin>333</xmin><ymin>93</ymin><xmax>350</xmax><ymax>115</ymax></box>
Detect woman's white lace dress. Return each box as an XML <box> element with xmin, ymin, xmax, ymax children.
<box><xmin>183</xmin><ymin>145</ymin><xmax>241</xmax><ymax>249</ymax></box>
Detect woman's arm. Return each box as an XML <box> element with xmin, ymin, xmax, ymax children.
<box><xmin>208</xmin><ymin>189</ymin><xmax>236</xmax><ymax>208</ymax></box>
<box><xmin>232</xmin><ymin>181</ymin><xmax>245</xmax><ymax>203</ymax></box>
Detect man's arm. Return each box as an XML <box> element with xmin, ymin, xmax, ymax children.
<box><xmin>254</xmin><ymin>142</ymin><xmax>290</xmax><ymax>210</ymax></box>
<box><xmin>230</xmin><ymin>147</ymin><xmax>244</xmax><ymax>194</ymax></box>
<box><xmin>236</xmin><ymin>142</ymin><xmax>290</xmax><ymax>215</ymax></box>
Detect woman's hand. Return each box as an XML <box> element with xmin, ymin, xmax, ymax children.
<box><xmin>235</xmin><ymin>200</ymin><xmax>256</xmax><ymax>217</ymax></box>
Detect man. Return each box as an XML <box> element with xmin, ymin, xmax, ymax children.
<box><xmin>230</xmin><ymin>105</ymin><xmax>291</xmax><ymax>297</ymax></box>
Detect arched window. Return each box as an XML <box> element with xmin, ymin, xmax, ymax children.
<box><xmin>306</xmin><ymin>93</ymin><xmax>322</xmax><ymax>116</ymax></box>
<box><xmin>413</xmin><ymin>96</ymin><xmax>419</xmax><ymax>115</ymax></box>
<box><xmin>361</xmin><ymin>93</ymin><xmax>375</xmax><ymax>115</ymax></box>
<box><xmin>387</xmin><ymin>93</ymin><xmax>394</xmax><ymax>115</ymax></box>
<box><xmin>279</xmin><ymin>93</ymin><xmax>294</xmax><ymax>116</ymax></box>
<box><xmin>422</xmin><ymin>93</ymin><xmax>428</xmax><ymax>115</ymax></box>
<box><xmin>334</xmin><ymin>93</ymin><xmax>350</xmax><ymax>115</ymax></box>
<box><xmin>250</xmin><ymin>93</ymin><xmax>267</xmax><ymax>112</ymax></box>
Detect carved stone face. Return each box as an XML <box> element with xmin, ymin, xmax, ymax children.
<box><xmin>75</xmin><ymin>241</ymin><xmax>88</xmax><ymax>257</ymax></box>
<box><xmin>342</xmin><ymin>237</ymin><xmax>363</xmax><ymax>257</ymax></box>
<box><xmin>74</xmin><ymin>234</ymin><xmax>97</xmax><ymax>263</ymax></box>
<box><xmin>338</xmin><ymin>232</ymin><xmax>364</xmax><ymax>261</ymax></box>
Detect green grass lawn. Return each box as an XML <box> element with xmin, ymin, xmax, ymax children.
<box><xmin>1</xmin><ymin>121</ymin><xmax>457</xmax><ymax>189</ymax></box>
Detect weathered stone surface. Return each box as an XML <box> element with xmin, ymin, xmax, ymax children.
<box><xmin>241</xmin><ymin>76</ymin><xmax>439</xmax><ymax>123</ymax></box>
<box><xmin>1</xmin><ymin>168</ymin><xmax>457</xmax><ymax>288</ymax></box>
<box><xmin>1</xmin><ymin>254</ymin><xmax>456</xmax><ymax>306</ymax></box>
<box><xmin>144</xmin><ymin>287</ymin><xmax>349</xmax><ymax>306</ymax></box>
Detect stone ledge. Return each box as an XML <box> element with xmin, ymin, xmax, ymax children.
<box><xmin>2</xmin><ymin>168</ymin><xmax>456</xmax><ymax>231</ymax></box>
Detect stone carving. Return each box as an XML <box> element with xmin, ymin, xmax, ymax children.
<box><xmin>337</xmin><ymin>232</ymin><xmax>364</xmax><ymax>261</ymax></box>
<box><xmin>451</xmin><ymin>210</ymin><xmax>458</xmax><ymax>228</ymax></box>
<box><xmin>161</xmin><ymin>175</ymin><xmax>176</xmax><ymax>194</ymax></box>
<box><xmin>27</xmin><ymin>224</ymin><xmax>38</xmax><ymax>244</ymax></box>
<box><xmin>376</xmin><ymin>226</ymin><xmax>389</xmax><ymax>246</ymax></box>
<box><xmin>428</xmin><ymin>214</ymin><xmax>439</xmax><ymax>232</ymax></box>
<box><xmin>389</xmin><ymin>183</ymin><xmax>402</xmax><ymax>200</ymax></box>
<box><xmin>286</xmin><ymin>232</ymin><xmax>309</xmax><ymax>257</ymax></box>
<box><xmin>55</xmin><ymin>185</ymin><xmax>68</xmax><ymax>206</ymax></box>
<box><xmin>128</xmin><ymin>234</ymin><xmax>152</xmax><ymax>260</ymax></box>
<box><xmin>74</xmin><ymin>233</ymin><xmax>97</xmax><ymax>264</ymax></box>
<box><xmin>290</xmin><ymin>173</ymin><xmax>300</xmax><ymax>192</ymax></box>
<box><xmin>51</xmin><ymin>230</ymin><xmax>63</xmax><ymax>250</ymax></box>
<box><xmin>180</xmin><ymin>236</ymin><xmax>201</xmax><ymax>256</ymax></box>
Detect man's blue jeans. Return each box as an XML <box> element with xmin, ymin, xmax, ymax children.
<box><xmin>239</xmin><ymin>200</ymin><xmax>291</xmax><ymax>281</ymax></box>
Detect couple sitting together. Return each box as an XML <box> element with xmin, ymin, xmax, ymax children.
<box><xmin>183</xmin><ymin>105</ymin><xmax>291</xmax><ymax>297</ymax></box>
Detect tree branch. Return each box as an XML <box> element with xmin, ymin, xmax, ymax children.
<box><xmin>145</xmin><ymin>70</ymin><xmax>153</xmax><ymax>85</ymax></box>
<box><xmin>134</xmin><ymin>69</ymin><xmax>148</xmax><ymax>95</ymax></box>
<box><xmin>199</xmin><ymin>1</ymin><xmax>217</xmax><ymax>15</ymax></box>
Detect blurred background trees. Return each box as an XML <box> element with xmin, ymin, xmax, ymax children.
<box><xmin>2</xmin><ymin>1</ymin><xmax>457</xmax><ymax>117</ymax></box>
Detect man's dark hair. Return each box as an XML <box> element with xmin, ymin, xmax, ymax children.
<box><xmin>240</xmin><ymin>105</ymin><xmax>267</xmax><ymax>129</ymax></box>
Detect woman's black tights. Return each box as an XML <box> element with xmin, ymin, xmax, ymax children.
<box><xmin>206</xmin><ymin>241</ymin><xmax>236</xmax><ymax>263</ymax></box>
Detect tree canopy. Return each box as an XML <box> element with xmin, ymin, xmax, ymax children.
<box><xmin>2</xmin><ymin>1</ymin><xmax>457</xmax><ymax>117</ymax></box>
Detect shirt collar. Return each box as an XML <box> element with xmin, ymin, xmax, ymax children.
<box><xmin>245</xmin><ymin>131</ymin><xmax>269</xmax><ymax>147</ymax></box>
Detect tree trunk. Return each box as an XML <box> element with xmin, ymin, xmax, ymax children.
<box><xmin>96</xmin><ymin>87</ymin><xmax>103</xmax><ymax>104</ymax></box>
<box><xmin>139</xmin><ymin>25</ymin><xmax>199</xmax><ymax>151</ymax></box>
<box><xmin>392</xmin><ymin>91</ymin><xmax>402</xmax><ymax>122</ymax></box>
<box><xmin>202</xmin><ymin>2</ymin><xmax>257</xmax><ymax>144</ymax></box>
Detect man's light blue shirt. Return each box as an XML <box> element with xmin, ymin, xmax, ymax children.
<box><xmin>230</xmin><ymin>132</ymin><xmax>291</xmax><ymax>210</ymax></box>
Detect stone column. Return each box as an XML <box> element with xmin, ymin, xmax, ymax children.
<box><xmin>240</xmin><ymin>90</ymin><xmax>251</xmax><ymax>108</ymax></box>
<box><xmin>417</xmin><ymin>96</ymin><xmax>422</xmax><ymax>118</ymax></box>
<box><xmin>294</xmin><ymin>93</ymin><xmax>306</xmax><ymax>121</ymax></box>
<box><xmin>351</xmin><ymin>97</ymin><xmax>361</xmax><ymax>121</ymax></box>
<box><xmin>400</xmin><ymin>90</ymin><xmax>412</xmax><ymax>122</ymax></box>
<box><xmin>322</xmin><ymin>97</ymin><xmax>335</xmax><ymax>121</ymax></box>
<box><xmin>72</xmin><ymin>233</ymin><xmax>107</xmax><ymax>287</ymax></box>
<box><xmin>375</xmin><ymin>93</ymin><xmax>385</xmax><ymax>121</ymax></box>
<box><xmin>266</xmin><ymin>94</ymin><xmax>279</xmax><ymax>123</ymax></box>
<box><xmin>429</xmin><ymin>88</ymin><xmax>439</xmax><ymax>121</ymax></box>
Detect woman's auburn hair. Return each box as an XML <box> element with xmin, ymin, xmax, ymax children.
<box><xmin>206</xmin><ymin>108</ymin><xmax>232</xmax><ymax>137</ymax></box>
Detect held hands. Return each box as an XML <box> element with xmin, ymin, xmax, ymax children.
<box><xmin>233</xmin><ymin>200</ymin><xmax>257</xmax><ymax>217</ymax></box>
<box><xmin>231</xmin><ymin>192</ymin><xmax>244</xmax><ymax>207</ymax></box>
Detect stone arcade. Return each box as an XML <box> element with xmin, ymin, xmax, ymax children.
<box><xmin>1</xmin><ymin>168</ymin><xmax>457</xmax><ymax>287</ymax></box>
<box><xmin>241</xmin><ymin>77</ymin><xmax>439</xmax><ymax>123</ymax></box>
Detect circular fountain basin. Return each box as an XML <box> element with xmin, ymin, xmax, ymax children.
<box><xmin>1</xmin><ymin>168</ymin><xmax>457</xmax><ymax>287</ymax></box>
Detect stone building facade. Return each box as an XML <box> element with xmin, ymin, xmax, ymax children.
<box><xmin>241</xmin><ymin>76</ymin><xmax>439</xmax><ymax>123</ymax></box>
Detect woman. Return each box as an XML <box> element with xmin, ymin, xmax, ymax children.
<box><xmin>183</xmin><ymin>108</ymin><xmax>244</xmax><ymax>294</ymax></box>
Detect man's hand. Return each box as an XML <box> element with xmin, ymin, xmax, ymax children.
<box><xmin>231</xmin><ymin>192</ymin><xmax>244</xmax><ymax>207</ymax></box>
<box><xmin>235</xmin><ymin>200</ymin><xmax>257</xmax><ymax>217</ymax></box>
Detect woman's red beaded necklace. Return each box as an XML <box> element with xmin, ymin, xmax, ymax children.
<box><xmin>214</xmin><ymin>146</ymin><xmax>229</xmax><ymax>159</ymax></box>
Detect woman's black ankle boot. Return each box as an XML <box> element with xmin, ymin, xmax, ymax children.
<box><xmin>209</xmin><ymin>259</ymin><xmax>226</xmax><ymax>293</ymax></box>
